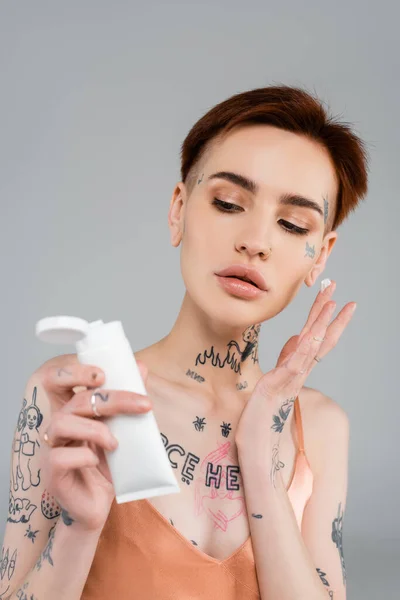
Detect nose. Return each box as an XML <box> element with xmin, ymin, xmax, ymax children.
<box><xmin>236</xmin><ymin>240</ymin><xmax>272</xmax><ymax>259</ymax></box>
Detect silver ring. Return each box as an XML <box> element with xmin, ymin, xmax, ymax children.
<box><xmin>314</xmin><ymin>356</ymin><xmax>322</xmax><ymax>363</ymax></box>
<box><xmin>91</xmin><ymin>393</ymin><xmax>102</xmax><ymax>418</ymax></box>
<box><xmin>313</xmin><ymin>336</ymin><xmax>325</xmax><ymax>342</ymax></box>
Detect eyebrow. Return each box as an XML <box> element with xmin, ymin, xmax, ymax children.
<box><xmin>207</xmin><ymin>171</ymin><xmax>324</xmax><ymax>218</ymax></box>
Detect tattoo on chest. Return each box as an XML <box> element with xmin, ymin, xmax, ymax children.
<box><xmin>161</xmin><ymin>434</ymin><xmax>246</xmax><ymax>531</ymax></box>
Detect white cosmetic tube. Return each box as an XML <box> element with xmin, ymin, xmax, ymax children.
<box><xmin>35</xmin><ymin>316</ymin><xmax>180</xmax><ymax>504</ymax></box>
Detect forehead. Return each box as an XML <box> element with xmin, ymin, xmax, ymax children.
<box><xmin>203</xmin><ymin>125</ymin><xmax>338</xmax><ymax>202</ymax></box>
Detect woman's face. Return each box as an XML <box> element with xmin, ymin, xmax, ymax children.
<box><xmin>169</xmin><ymin>124</ymin><xmax>339</xmax><ymax>329</ymax></box>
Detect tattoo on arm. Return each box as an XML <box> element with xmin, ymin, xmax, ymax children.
<box><xmin>271</xmin><ymin>398</ymin><xmax>295</xmax><ymax>434</ymax></box>
<box><xmin>270</xmin><ymin>444</ymin><xmax>285</xmax><ymax>488</ymax></box>
<box><xmin>25</xmin><ymin>525</ymin><xmax>39</xmax><ymax>543</ymax></box>
<box><xmin>316</xmin><ymin>567</ymin><xmax>334</xmax><ymax>598</ymax></box>
<box><xmin>332</xmin><ymin>502</ymin><xmax>346</xmax><ymax>586</ymax></box>
<box><xmin>60</xmin><ymin>509</ymin><xmax>74</xmax><ymax>526</ymax></box>
<box><xmin>35</xmin><ymin>525</ymin><xmax>56</xmax><ymax>570</ymax></box>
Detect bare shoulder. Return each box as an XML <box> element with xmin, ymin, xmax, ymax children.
<box><xmin>298</xmin><ymin>385</ymin><xmax>350</xmax><ymax>476</ymax></box>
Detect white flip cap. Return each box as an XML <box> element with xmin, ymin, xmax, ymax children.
<box><xmin>35</xmin><ymin>316</ymin><xmax>90</xmax><ymax>344</ymax></box>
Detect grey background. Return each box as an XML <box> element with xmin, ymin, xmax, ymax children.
<box><xmin>0</xmin><ymin>1</ymin><xmax>397</xmax><ymax>598</ymax></box>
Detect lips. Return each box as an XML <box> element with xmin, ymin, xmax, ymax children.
<box><xmin>215</xmin><ymin>264</ymin><xmax>268</xmax><ymax>291</ymax></box>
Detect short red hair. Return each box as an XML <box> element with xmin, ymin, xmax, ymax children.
<box><xmin>180</xmin><ymin>85</ymin><xmax>370</xmax><ymax>232</ymax></box>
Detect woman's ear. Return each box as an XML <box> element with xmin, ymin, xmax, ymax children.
<box><xmin>304</xmin><ymin>232</ymin><xmax>338</xmax><ymax>288</ymax></box>
<box><xmin>168</xmin><ymin>182</ymin><xmax>187</xmax><ymax>247</ymax></box>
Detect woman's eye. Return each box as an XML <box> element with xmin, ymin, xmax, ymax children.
<box><xmin>212</xmin><ymin>198</ymin><xmax>309</xmax><ymax>236</ymax></box>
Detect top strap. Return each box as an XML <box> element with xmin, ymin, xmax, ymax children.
<box><xmin>294</xmin><ymin>396</ymin><xmax>305</xmax><ymax>453</ymax></box>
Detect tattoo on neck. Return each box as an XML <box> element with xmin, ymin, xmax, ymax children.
<box><xmin>195</xmin><ymin>324</ymin><xmax>261</xmax><ymax>376</ymax></box>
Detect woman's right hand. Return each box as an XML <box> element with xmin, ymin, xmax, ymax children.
<box><xmin>40</xmin><ymin>359</ymin><xmax>152</xmax><ymax>533</ymax></box>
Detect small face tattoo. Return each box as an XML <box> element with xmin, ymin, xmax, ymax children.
<box><xmin>323</xmin><ymin>197</ymin><xmax>329</xmax><ymax>225</ymax></box>
<box><xmin>304</xmin><ymin>241</ymin><xmax>316</xmax><ymax>259</ymax></box>
<box><xmin>197</xmin><ymin>172</ymin><xmax>204</xmax><ymax>185</ymax></box>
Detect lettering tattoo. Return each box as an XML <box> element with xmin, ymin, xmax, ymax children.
<box><xmin>25</xmin><ymin>525</ymin><xmax>39</xmax><ymax>543</ymax></box>
<box><xmin>8</xmin><ymin>489</ymin><xmax>37</xmax><ymax>524</ymax></box>
<box><xmin>186</xmin><ymin>369</ymin><xmax>205</xmax><ymax>384</ymax></box>
<box><xmin>270</xmin><ymin>444</ymin><xmax>285</xmax><ymax>488</ymax></box>
<box><xmin>316</xmin><ymin>567</ymin><xmax>334</xmax><ymax>598</ymax></box>
<box><xmin>35</xmin><ymin>524</ymin><xmax>55</xmax><ymax>570</ymax></box>
<box><xmin>12</xmin><ymin>388</ymin><xmax>43</xmax><ymax>492</ymax></box>
<box><xmin>323</xmin><ymin>197</ymin><xmax>329</xmax><ymax>225</ymax></box>
<box><xmin>271</xmin><ymin>397</ymin><xmax>296</xmax><ymax>434</ymax></box>
<box><xmin>195</xmin><ymin>324</ymin><xmax>261</xmax><ymax>376</ymax></box>
<box><xmin>304</xmin><ymin>241</ymin><xmax>316</xmax><ymax>259</ymax></box>
<box><xmin>332</xmin><ymin>502</ymin><xmax>346</xmax><ymax>586</ymax></box>
<box><xmin>161</xmin><ymin>434</ymin><xmax>246</xmax><ymax>532</ymax></box>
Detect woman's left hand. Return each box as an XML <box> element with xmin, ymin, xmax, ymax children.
<box><xmin>235</xmin><ymin>280</ymin><xmax>357</xmax><ymax>480</ymax></box>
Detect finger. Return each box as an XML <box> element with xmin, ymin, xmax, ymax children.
<box><xmin>60</xmin><ymin>388</ymin><xmax>152</xmax><ymax>418</ymax></box>
<box><xmin>284</xmin><ymin>301</ymin><xmax>337</xmax><ymax>376</ymax></box>
<box><xmin>48</xmin><ymin>447</ymin><xmax>100</xmax><ymax>476</ymax></box>
<box><xmin>298</xmin><ymin>280</ymin><xmax>337</xmax><ymax>344</ymax></box>
<box><xmin>313</xmin><ymin>302</ymin><xmax>357</xmax><ymax>360</ymax></box>
<box><xmin>42</xmin><ymin>362</ymin><xmax>105</xmax><ymax>400</ymax></box>
<box><xmin>44</xmin><ymin>413</ymin><xmax>118</xmax><ymax>451</ymax></box>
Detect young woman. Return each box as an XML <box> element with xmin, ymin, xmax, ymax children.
<box><xmin>1</xmin><ymin>85</ymin><xmax>369</xmax><ymax>600</ymax></box>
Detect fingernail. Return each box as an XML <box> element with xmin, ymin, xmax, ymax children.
<box><xmin>135</xmin><ymin>395</ymin><xmax>150</xmax><ymax>407</ymax></box>
<box><xmin>320</xmin><ymin>278</ymin><xmax>332</xmax><ymax>293</ymax></box>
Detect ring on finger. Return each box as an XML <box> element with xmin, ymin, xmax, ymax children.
<box><xmin>43</xmin><ymin>430</ymin><xmax>54</xmax><ymax>447</ymax></box>
<box><xmin>91</xmin><ymin>391</ymin><xmax>102</xmax><ymax>418</ymax></box>
<box><xmin>313</xmin><ymin>336</ymin><xmax>325</xmax><ymax>342</ymax></box>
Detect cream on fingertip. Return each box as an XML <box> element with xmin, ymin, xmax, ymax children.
<box><xmin>320</xmin><ymin>278</ymin><xmax>332</xmax><ymax>293</ymax></box>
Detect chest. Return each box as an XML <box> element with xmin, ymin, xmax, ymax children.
<box><xmin>145</xmin><ymin>386</ymin><xmax>300</xmax><ymax>561</ymax></box>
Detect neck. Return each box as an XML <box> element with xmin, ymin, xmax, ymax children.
<box><xmin>152</xmin><ymin>292</ymin><xmax>264</xmax><ymax>404</ymax></box>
